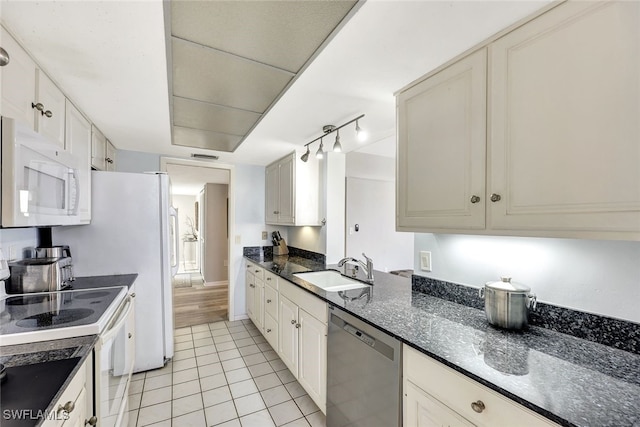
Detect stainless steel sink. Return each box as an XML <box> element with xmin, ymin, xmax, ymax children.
<box><xmin>293</xmin><ymin>270</ymin><xmax>370</xmax><ymax>292</ymax></box>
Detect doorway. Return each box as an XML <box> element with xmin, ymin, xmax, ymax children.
<box><xmin>161</xmin><ymin>157</ymin><xmax>234</xmax><ymax>328</ymax></box>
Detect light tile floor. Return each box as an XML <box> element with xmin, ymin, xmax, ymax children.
<box><xmin>127</xmin><ymin>319</ymin><xmax>326</xmax><ymax>427</ymax></box>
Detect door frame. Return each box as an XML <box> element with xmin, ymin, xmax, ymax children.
<box><xmin>160</xmin><ymin>156</ymin><xmax>236</xmax><ymax>321</ymax></box>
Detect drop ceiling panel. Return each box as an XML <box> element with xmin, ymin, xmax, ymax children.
<box><xmin>171</xmin><ymin>1</ymin><xmax>358</xmax><ymax>73</ymax></box>
<box><xmin>173</xmin><ymin>126</ymin><xmax>242</xmax><ymax>152</ymax></box>
<box><xmin>172</xmin><ymin>37</ymin><xmax>293</xmax><ymax>113</ymax></box>
<box><xmin>173</xmin><ymin>97</ymin><xmax>261</xmax><ymax>136</ymax></box>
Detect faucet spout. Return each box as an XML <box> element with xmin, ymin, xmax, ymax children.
<box><xmin>337</xmin><ymin>254</ymin><xmax>374</xmax><ymax>283</ymax></box>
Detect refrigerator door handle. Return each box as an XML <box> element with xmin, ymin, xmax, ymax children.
<box><xmin>169</xmin><ymin>207</ymin><xmax>179</xmax><ymax>277</ymax></box>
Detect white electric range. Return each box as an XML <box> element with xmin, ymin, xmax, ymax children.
<box><xmin>0</xmin><ymin>286</ymin><xmax>128</xmax><ymax>346</ymax></box>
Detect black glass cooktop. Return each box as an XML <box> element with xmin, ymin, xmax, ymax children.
<box><xmin>0</xmin><ymin>287</ymin><xmax>124</xmax><ymax>335</ymax></box>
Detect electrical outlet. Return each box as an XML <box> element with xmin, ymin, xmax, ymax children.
<box><xmin>420</xmin><ymin>251</ymin><xmax>432</xmax><ymax>272</ymax></box>
<box><xmin>261</xmin><ymin>231</ymin><xmax>268</xmax><ymax>240</ymax></box>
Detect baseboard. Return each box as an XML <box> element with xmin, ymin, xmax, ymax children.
<box><xmin>203</xmin><ymin>280</ymin><xmax>229</xmax><ymax>287</ymax></box>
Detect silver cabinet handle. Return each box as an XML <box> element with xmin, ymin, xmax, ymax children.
<box><xmin>471</xmin><ymin>400</ymin><xmax>485</xmax><ymax>413</ymax></box>
<box><xmin>131</xmin><ymin>293</ymin><xmax>136</xmax><ymax>298</ymax></box>
<box><xmin>0</xmin><ymin>47</ymin><xmax>9</xmax><ymax>66</ymax></box>
<box><xmin>58</xmin><ymin>400</ymin><xmax>75</xmax><ymax>415</ymax></box>
<box><xmin>266</xmin><ymin>328</ymin><xmax>272</xmax><ymax>333</ymax></box>
<box><xmin>266</xmin><ymin>277</ymin><xmax>271</xmax><ymax>281</ymax></box>
<box><xmin>291</xmin><ymin>320</ymin><xmax>296</xmax><ymax>325</ymax></box>
<box><xmin>255</xmin><ymin>270</ymin><xmax>260</xmax><ymax>273</ymax></box>
<box><xmin>128</xmin><ymin>333</ymin><xmax>133</xmax><ymax>339</ymax></box>
<box><xmin>85</xmin><ymin>416</ymin><xmax>98</xmax><ymax>426</ymax></box>
<box><xmin>470</xmin><ymin>195</ymin><xmax>481</xmax><ymax>204</ymax></box>
<box><xmin>249</xmin><ymin>284</ymin><xmax>255</xmax><ymax>288</ymax></box>
<box><xmin>274</xmin><ymin>211</ymin><xmax>279</xmax><ymax>214</ymax></box>
<box><xmin>266</xmin><ymin>299</ymin><xmax>272</xmax><ymax>303</ymax></box>
<box><xmin>295</xmin><ymin>323</ymin><xmax>301</xmax><ymax>329</ymax></box>
<box><xmin>32</xmin><ymin>102</ymin><xmax>44</xmax><ymax>112</ymax></box>
<box><xmin>490</xmin><ymin>193</ymin><xmax>502</xmax><ymax>202</ymax></box>
<box><xmin>43</xmin><ymin>110</ymin><xmax>53</xmax><ymax>118</ymax></box>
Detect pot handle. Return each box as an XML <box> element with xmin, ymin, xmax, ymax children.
<box><xmin>529</xmin><ymin>293</ymin><xmax>537</xmax><ymax>311</ymax></box>
<box><xmin>478</xmin><ymin>287</ymin><xmax>485</xmax><ymax>299</ymax></box>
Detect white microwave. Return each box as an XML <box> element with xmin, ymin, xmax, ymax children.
<box><xmin>1</xmin><ymin>117</ymin><xmax>82</xmax><ymax>227</ymax></box>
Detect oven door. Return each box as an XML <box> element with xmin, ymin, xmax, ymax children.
<box><xmin>1</xmin><ymin>117</ymin><xmax>81</xmax><ymax>227</ymax></box>
<box><xmin>95</xmin><ymin>293</ymin><xmax>135</xmax><ymax>427</ymax></box>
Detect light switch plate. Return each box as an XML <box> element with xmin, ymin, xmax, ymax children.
<box><xmin>261</xmin><ymin>231</ymin><xmax>268</xmax><ymax>240</ymax></box>
<box><xmin>420</xmin><ymin>251</ymin><xmax>432</xmax><ymax>272</ymax></box>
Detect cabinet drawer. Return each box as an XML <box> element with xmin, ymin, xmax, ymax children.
<box><xmin>264</xmin><ymin>312</ymin><xmax>278</xmax><ymax>351</ymax></box>
<box><xmin>279</xmin><ymin>279</ymin><xmax>327</xmax><ymax>324</ymax></box>
<box><xmin>248</xmin><ymin>263</ymin><xmax>264</xmax><ymax>280</ymax></box>
<box><xmin>404</xmin><ymin>345</ymin><xmax>558</xmax><ymax>427</ymax></box>
<box><xmin>50</xmin><ymin>359</ymin><xmax>87</xmax><ymax>427</ymax></box>
<box><xmin>264</xmin><ymin>271</ymin><xmax>278</xmax><ymax>290</ymax></box>
<box><xmin>264</xmin><ymin>284</ymin><xmax>278</xmax><ymax>319</ymax></box>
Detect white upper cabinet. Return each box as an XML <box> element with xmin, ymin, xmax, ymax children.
<box><xmin>35</xmin><ymin>69</ymin><xmax>66</xmax><ymax>149</ymax></box>
<box><xmin>397</xmin><ymin>1</ymin><xmax>640</xmax><ymax>240</ymax></box>
<box><xmin>397</xmin><ymin>48</ymin><xmax>487</xmax><ymax>231</ymax></box>
<box><xmin>489</xmin><ymin>1</ymin><xmax>640</xmax><ymax>238</ymax></box>
<box><xmin>1</xmin><ymin>27</ymin><xmax>36</xmax><ymax>127</ymax></box>
<box><xmin>265</xmin><ymin>151</ymin><xmax>322</xmax><ymax>226</ymax></box>
<box><xmin>66</xmin><ymin>100</ymin><xmax>92</xmax><ymax>223</ymax></box>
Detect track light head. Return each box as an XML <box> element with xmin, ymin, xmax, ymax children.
<box><xmin>301</xmin><ymin>146</ymin><xmax>310</xmax><ymax>162</ymax></box>
<box><xmin>316</xmin><ymin>138</ymin><xmax>324</xmax><ymax>159</ymax></box>
<box><xmin>355</xmin><ymin>119</ymin><xmax>367</xmax><ymax>142</ymax></box>
<box><xmin>333</xmin><ymin>129</ymin><xmax>342</xmax><ymax>153</ymax></box>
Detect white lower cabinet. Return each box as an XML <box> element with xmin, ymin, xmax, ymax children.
<box><xmin>42</xmin><ymin>352</ymin><xmax>94</xmax><ymax>427</ymax></box>
<box><xmin>403</xmin><ymin>345</ymin><xmax>559</xmax><ymax>427</ymax></box>
<box><xmin>246</xmin><ymin>260</ymin><xmax>328</xmax><ymax>414</ymax></box>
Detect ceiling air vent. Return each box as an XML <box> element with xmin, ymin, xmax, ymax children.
<box><xmin>191</xmin><ymin>154</ymin><xmax>219</xmax><ymax>161</ymax></box>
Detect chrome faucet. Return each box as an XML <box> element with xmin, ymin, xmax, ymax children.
<box><xmin>338</xmin><ymin>253</ymin><xmax>374</xmax><ymax>283</ymax></box>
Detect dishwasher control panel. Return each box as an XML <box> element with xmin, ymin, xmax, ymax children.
<box><xmin>344</xmin><ymin>323</ymin><xmax>376</xmax><ymax>347</ymax></box>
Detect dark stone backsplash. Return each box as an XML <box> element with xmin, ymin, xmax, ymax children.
<box><xmin>243</xmin><ymin>246</ymin><xmax>325</xmax><ymax>264</ymax></box>
<box><xmin>412</xmin><ymin>275</ymin><xmax>640</xmax><ymax>355</ymax></box>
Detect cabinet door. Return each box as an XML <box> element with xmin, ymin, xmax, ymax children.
<box><xmin>246</xmin><ymin>271</ymin><xmax>255</xmax><ymax>321</ymax></box>
<box><xmin>264</xmin><ymin>283</ymin><xmax>278</xmax><ymax>320</ymax></box>
<box><xmin>254</xmin><ymin>277</ymin><xmax>265</xmax><ymax>331</ymax></box>
<box><xmin>105</xmin><ymin>140</ymin><xmax>116</xmax><ymax>171</ymax></box>
<box><xmin>35</xmin><ymin>69</ymin><xmax>66</xmax><ymax>148</ymax></box>
<box><xmin>61</xmin><ymin>387</ymin><xmax>87</xmax><ymax>427</ymax></box>
<box><xmin>489</xmin><ymin>1</ymin><xmax>640</xmax><ymax>237</ymax></box>
<box><xmin>265</xmin><ymin>162</ymin><xmax>280</xmax><ymax>224</ymax></box>
<box><xmin>91</xmin><ymin>125</ymin><xmax>107</xmax><ymax>170</ymax></box>
<box><xmin>278</xmin><ymin>295</ymin><xmax>299</xmax><ymax>375</ymax></box>
<box><xmin>263</xmin><ymin>312</ymin><xmax>279</xmax><ymax>352</ymax></box>
<box><xmin>397</xmin><ymin>48</ymin><xmax>487</xmax><ymax>231</ymax></box>
<box><xmin>405</xmin><ymin>380</ymin><xmax>476</xmax><ymax>427</ymax></box>
<box><xmin>298</xmin><ymin>309</ymin><xmax>327</xmax><ymax>413</ymax></box>
<box><xmin>65</xmin><ymin>100</ymin><xmax>92</xmax><ymax>223</ymax></box>
<box><xmin>278</xmin><ymin>154</ymin><xmax>295</xmax><ymax>225</ymax></box>
<box><xmin>1</xmin><ymin>27</ymin><xmax>36</xmax><ymax>127</ymax></box>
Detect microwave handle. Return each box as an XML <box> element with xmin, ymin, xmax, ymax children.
<box><xmin>68</xmin><ymin>169</ymin><xmax>80</xmax><ymax>215</ymax></box>
<box><xmin>101</xmin><ymin>295</ymin><xmax>133</xmax><ymax>343</ymax></box>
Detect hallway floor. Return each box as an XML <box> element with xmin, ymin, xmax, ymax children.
<box><xmin>127</xmin><ymin>319</ymin><xmax>326</xmax><ymax>427</ymax></box>
<box><xmin>172</xmin><ymin>276</ymin><xmax>228</xmax><ymax>328</ymax></box>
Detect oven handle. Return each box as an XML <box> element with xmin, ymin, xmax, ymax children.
<box><xmin>101</xmin><ymin>295</ymin><xmax>133</xmax><ymax>343</ymax></box>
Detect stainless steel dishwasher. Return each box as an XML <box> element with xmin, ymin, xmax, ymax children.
<box><xmin>327</xmin><ymin>305</ymin><xmax>402</xmax><ymax>427</ymax></box>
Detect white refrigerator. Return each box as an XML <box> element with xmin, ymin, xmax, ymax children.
<box><xmin>53</xmin><ymin>171</ymin><xmax>179</xmax><ymax>372</ymax></box>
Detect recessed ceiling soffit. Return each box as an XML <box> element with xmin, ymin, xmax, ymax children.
<box><xmin>169</xmin><ymin>0</ymin><xmax>358</xmax><ymax>153</ymax></box>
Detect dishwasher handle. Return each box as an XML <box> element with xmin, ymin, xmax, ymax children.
<box><xmin>330</xmin><ymin>312</ymin><xmax>396</xmax><ymax>361</ymax></box>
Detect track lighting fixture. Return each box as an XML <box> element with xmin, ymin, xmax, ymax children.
<box><xmin>316</xmin><ymin>137</ymin><xmax>324</xmax><ymax>159</ymax></box>
<box><xmin>333</xmin><ymin>129</ymin><xmax>342</xmax><ymax>153</ymax></box>
<box><xmin>299</xmin><ymin>114</ymin><xmax>365</xmax><ymax>162</ymax></box>
<box><xmin>301</xmin><ymin>145</ymin><xmax>310</xmax><ymax>162</ymax></box>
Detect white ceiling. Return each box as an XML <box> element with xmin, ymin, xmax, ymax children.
<box><xmin>165</xmin><ymin>162</ymin><xmax>229</xmax><ymax>196</ymax></box>
<box><xmin>0</xmin><ymin>0</ymin><xmax>553</xmax><ymax>166</ymax></box>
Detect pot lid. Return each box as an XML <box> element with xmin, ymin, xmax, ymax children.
<box><xmin>485</xmin><ymin>276</ymin><xmax>531</xmax><ymax>293</ymax></box>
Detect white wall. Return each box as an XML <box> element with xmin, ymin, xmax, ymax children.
<box><xmin>116</xmin><ymin>149</ymin><xmax>161</xmax><ymax>173</ymax></box>
<box><xmin>414</xmin><ymin>234</ymin><xmax>640</xmax><ymax>323</ymax></box>
<box><xmin>288</xmin><ymin>226</ymin><xmax>324</xmax><ymax>254</ymax></box>
<box><xmin>203</xmin><ymin>183</ymin><xmax>228</xmax><ymax>283</ymax></box>
<box><xmin>346</xmin><ymin>151</ymin><xmax>395</xmax><ymax>181</ymax></box>
<box><xmin>0</xmin><ymin>228</ymin><xmax>38</xmax><ymax>262</ymax></box>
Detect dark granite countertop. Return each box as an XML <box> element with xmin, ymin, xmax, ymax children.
<box><xmin>245</xmin><ymin>254</ymin><xmax>640</xmax><ymax>427</ymax></box>
<box><xmin>0</xmin><ymin>335</ymin><xmax>97</xmax><ymax>427</ymax></box>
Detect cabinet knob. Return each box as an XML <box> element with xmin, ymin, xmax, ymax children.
<box><xmin>295</xmin><ymin>323</ymin><xmax>301</xmax><ymax>329</ymax></box>
<box><xmin>250</xmin><ymin>284</ymin><xmax>255</xmax><ymax>288</ymax></box>
<box><xmin>274</xmin><ymin>211</ymin><xmax>280</xmax><ymax>214</ymax></box>
<box><xmin>266</xmin><ymin>277</ymin><xmax>271</xmax><ymax>281</ymax></box>
<box><xmin>255</xmin><ymin>270</ymin><xmax>260</xmax><ymax>273</ymax></box>
<box><xmin>128</xmin><ymin>333</ymin><xmax>133</xmax><ymax>339</ymax></box>
<box><xmin>266</xmin><ymin>328</ymin><xmax>272</xmax><ymax>333</ymax></box>
<box><xmin>291</xmin><ymin>320</ymin><xmax>296</xmax><ymax>325</ymax></box>
<box><xmin>85</xmin><ymin>416</ymin><xmax>98</xmax><ymax>426</ymax></box>
<box><xmin>470</xmin><ymin>195</ymin><xmax>481</xmax><ymax>204</ymax></box>
<box><xmin>490</xmin><ymin>193</ymin><xmax>502</xmax><ymax>202</ymax></box>
<box><xmin>58</xmin><ymin>400</ymin><xmax>75</xmax><ymax>415</ymax></box>
<box><xmin>43</xmin><ymin>110</ymin><xmax>53</xmax><ymax>118</ymax></box>
<box><xmin>31</xmin><ymin>102</ymin><xmax>44</xmax><ymax>112</ymax></box>
<box><xmin>267</xmin><ymin>299</ymin><xmax>272</xmax><ymax>303</ymax></box>
<box><xmin>0</xmin><ymin>47</ymin><xmax>9</xmax><ymax>66</ymax></box>
<box><xmin>471</xmin><ymin>400</ymin><xmax>486</xmax><ymax>413</ymax></box>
